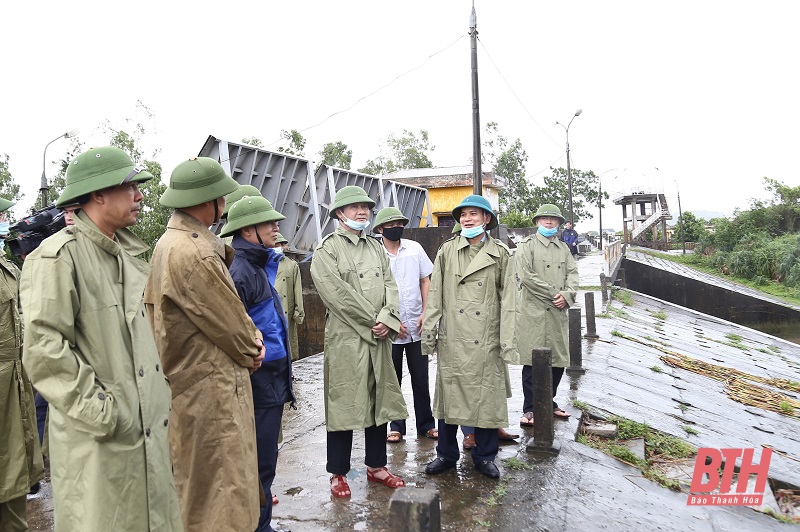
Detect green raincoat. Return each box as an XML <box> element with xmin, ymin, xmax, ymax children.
<box><xmin>421</xmin><ymin>235</ymin><xmax>516</xmax><ymax>428</ymax></box>
<box><xmin>0</xmin><ymin>256</ymin><xmax>44</xmax><ymax>511</ymax></box>
<box><xmin>514</xmin><ymin>232</ymin><xmax>579</xmax><ymax>367</ymax></box>
<box><xmin>21</xmin><ymin>211</ymin><xmax>182</xmax><ymax>531</ymax></box>
<box><xmin>310</xmin><ymin>227</ymin><xmax>407</xmax><ymax>432</ymax></box>
<box><xmin>274</xmin><ymin>255</ymin><xmax>305</xmax><ymax>361</ymax></box>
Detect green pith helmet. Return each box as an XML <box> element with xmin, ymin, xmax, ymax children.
<box><xmin>532</xmin><ymin>203</ymin><xmax>566</xmax><ymax>224</ymax></box>
<box><xmin>160</xmin><ymin>157</ymin><xmax>239</xmax><ymax>209</ymax></box>
<box><xmin>451</xmin><ymin>194</ymin><xmax>498</xmax><ymax>230</ymax></box>
<box><xmin>56</xmin><ymin>146</ymin><xmax>153</xmax><ymax>207</ymax></box>
<box><xmin>0</xmin><ymin>198</ymin><xmax>15</xmax><ymax>213</ymax></box>
<box><xmin>373</xmin><ymin>207</ymin><xmax>409</xmax><ymax>232</ymax></box>
<box><xmin>328</xmin><ymin>185</ymin><xmax>375</xmax><ymax>218</ymax></box>
<box><xmin>219</xmin><ymin>195</ymin><xmax>286</xmax><ymax>237</ymax></box>
<box><xmin>451</xmin><ymin>222</ymin><xmax>462</xmax><ymax>234</ymax></box>
<box><xmin>223</xmin><ymin>184</ymin><xmax>261</xmax><ymax>216</ymax></box>
<box><xmin>275</xmin><ymin>233</ymin><xmax>288</xmax><ymax>244</ymax></box>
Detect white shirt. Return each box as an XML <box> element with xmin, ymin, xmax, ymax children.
<box><xmin>383</xmin><ymin>238</ymin><xmax>434</xmax><ymax>344</ymax></box>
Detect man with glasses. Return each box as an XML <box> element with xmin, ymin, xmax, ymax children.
<box><xmin>21</xmin><ymin>146</ymin><xmax>182</xmax><ymax>530</ymax></box>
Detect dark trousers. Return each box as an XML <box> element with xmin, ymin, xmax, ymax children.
<box><xmin>326</xmin><ymin>423</ymin><xmax>388</xmax><ymax>476</ymax></box>
<box><xmin>389</xmin><ymin>341</ymin><xmax>435</xmax><ymax>435</ymax></box>
<box><xmin>436</xmin><ymin>420</ymin><xmax>499</xmax><ymax>464</ymax></box>
<box><xmin>255</xmin><ymin>405</ymin><xmax>284</xmax><ymax>532</ymax></box>
<box><xmin>34</xmin><ymin>391</ymin><xmax>47</xmax><ymax>446</ymax></box>
<box><xmin>522</xmin><ymin>366</ymin><xmax>565</xmax><ymax>413</ymax></box>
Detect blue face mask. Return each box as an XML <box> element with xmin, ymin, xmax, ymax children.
<box><xmin>461</xmin><ymin>225</ymin><xmax>485</xmax><ymax>239</ymax></box>
<box><xmin>0</xmin><ymin>222</ymin><xmax>9</xmax><ymax>237</ymax></box>
<box><xmin>342</xmin><ymin>217</ymin><xmax>370</xmax><ymax>232</ymax></box>
<box><xmin>538</xmin><ymin>225</ymin><xmax>558</xmax><ymax>238</ymax></box>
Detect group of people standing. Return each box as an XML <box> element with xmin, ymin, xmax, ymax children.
<box><xmin>1</xmin><ymin>144</ymin><xmax>578</xmax><ymax>530</ymax></box>
<box><xmin>2</xmin><ymin>147</ymin><xmax>303</xmax><ymax>532</ymax></box>
<box><xmin>311</xmin><ymin>186</ymin><xmax>578</xmax><ymax>497</ymax></box>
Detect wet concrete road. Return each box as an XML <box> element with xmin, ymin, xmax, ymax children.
<box><xmin>25</xmin><ymin>251</ymin><xmax>798</xmax><ymax>530</ymax></box>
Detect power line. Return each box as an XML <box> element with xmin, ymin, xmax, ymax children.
<box><xmin>262</xmin><ymin>34</ymin><xmax>468</xmax><ymax>150</ymax></box>
<box><xmin>477</xmin><ymin>38</ymin><xmax>562</xmax><ymax>148</ymax></box>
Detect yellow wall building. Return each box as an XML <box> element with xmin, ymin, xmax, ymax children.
<box><xmin>384</xmin><ymin>166</ymin><xmax>504</xmax><ymax>227</ymax></box>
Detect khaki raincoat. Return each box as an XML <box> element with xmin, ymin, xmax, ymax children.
<box><xmin>310</xmin><ymin>227</ymin><xmax>407</xmax><ymax>432</ymax></box>
<box><xmin>274</xmin><ymin>255</ymin><xmax>305</xmax><ymax>361</ymax></box>
<box><xmin>21</xmin><ymin>212</ymin><xmax>182</xmax><ymax>531</ymax></box>
<box><xmin>0</xmin><ymin>256</ymin><xmax>44</xmax><ymax>510</ymax></box>
<box><xmin>421</xmin><ymin>236</ymin><xmax>516</xmax><ymax>428</ymax></box>
<box><xmin>513</xmin><ymin>232</ymin><xmax>579</xmax><ymax>367</ymax></box>
<box><xmin>145</xmin><ymin>210</ymin><xmax>262</xmax><ymax>532</ymax></box>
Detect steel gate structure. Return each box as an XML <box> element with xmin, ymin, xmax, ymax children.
<box><xmin>198</xmin><ymin>135</ymin><xmax>432</xmax><ymax>255</ymax></box>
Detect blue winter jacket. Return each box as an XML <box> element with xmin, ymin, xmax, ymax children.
<box><xmin>229</xmin><ymin>235</ymin><xmax>295</xmax><ymax>409</ymax></box>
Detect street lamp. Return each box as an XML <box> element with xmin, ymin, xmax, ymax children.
<box><xmin>597</xmin><ymin>168</ymin><xmax>616</xmax><ymax>250</ymax></box>
<box><xmin>40</xmin><ymin>129</ymin><xmax>78</xmax><ymax>207</ymax></box>
<box><xmin>556</xmin><ymin>109</ymin><xmax>582</xmax><ymax>225</ymax></box>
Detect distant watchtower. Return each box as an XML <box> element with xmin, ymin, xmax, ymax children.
<box><xmin>613</xmin><ymin>190</ymin><xmax>672</xmax><ymax>244</ymax></box>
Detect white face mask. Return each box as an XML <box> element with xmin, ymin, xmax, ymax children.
<box><xmin>341</xmin><ymin>217</ymin><xmax>370</xmax><ymax>232</ymax></box>
<box><xmin>272</xmin><ymin>246</ymin><xmax>284</xmax><ymax>254</ymax></box>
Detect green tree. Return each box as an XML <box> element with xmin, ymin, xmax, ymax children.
<box><xmin>359</xmin><ymin>129</ymin><xmax>434</xmax><ymax>175</ymax></box>
<box><xmin>674</xmin><ymin>211</ymin><xmax>708</xmax><ymax>242</ymax></box>
<box><xmin>318</xmin><ymin>141</ymin><xmax>352</xmax><ymax>170</ymax></box>
<box><xmin>0</xmin><ymin>153</ymin><xmax>23</xmax><ymax>205</ymax></box>
<box><xmin>277</xmin><ymin>129</ymin><xmax>306</xmax><ymax>156</ymax></box>
<box><xmin>495</xmin><ymin>138</ymin><xmax>530</xmax><ymax>215</ymax></box>
<box><xmin>530</xmin><ymin>167</ymin><xmax>601</xmax><ymax>224</ymax></box>
<box><xmin>241</xmin><ymin>137</ymin><xmax>264</xmax><ymax>148</ymax></box>
<box><xmin>762</xmin><ymin>177</ymin><xmax>800</xmax><ymax>233</ymax></box>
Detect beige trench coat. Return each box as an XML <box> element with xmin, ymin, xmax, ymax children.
<box><xmin>145</xmin><ymin>210</ymin><xmax>262</xmax><ymax>532</ymax></box>
<box><xmin>513</xmin><ymin>232</ymin><xmax>579</xmax><ymax>367</ymax></box>
<box><xmin>21</xmin><ymin>212</ymin><xmax>182</xmax><ymax>531</ymax></box>
<box><xmin>422</xmin><ymin>236</ymin><xmax>516</xmax><ymax>428</ymax></box>
<box><xmin>0</xmin><ymin>256</ymin><xmax>44</xmax><ymax>506</ymax></box>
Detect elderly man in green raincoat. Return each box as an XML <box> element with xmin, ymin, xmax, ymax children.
<box><xmin>21</xmin><ymin>146</ymin><xmax>183</xmax><ymax>531</ymax></box>
<box><xmin>0</xmin><ymin>197</ymin><xmax>44</xmax><ymax>532</ymax></box>
<box><xmin>514</xmin><ymin>204</ymin><xmax>579</xmax><ymax>427</ymax></box>
<box><xmin>310</xmin><ymin>185</ymin><xmax>408</xmax><ymax>499</ymax></box>
<box><xmin>422</xmin><ymin>195</ymin><xmax>516</xmax><ymax>480</ymax></box>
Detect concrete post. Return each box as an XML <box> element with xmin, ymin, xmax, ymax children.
<box><xmin>583</xmin><ymin>292</ymin><xmax>599</xmax><ymax>340</ymax></box>
<box><xmin>389</xmin><ymin>488</ymin><xmax>441</xmax><ymax>532</ymax></box>
<box><xmin>527</xmin><ymin>348</ymin><xmax>561</xmax><ymax>455</ymax></box>
<box><xmin>566</xmin><ymin>307</ymin><xmax>585</xmax><ymax>375</ymax></box>
<box><xmin>600</xmin><ymin>273</ymin><xmax>608</xmax><ymax>302</ymax></box>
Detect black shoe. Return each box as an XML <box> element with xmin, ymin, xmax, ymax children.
<box><xmin>425</xmin><ymin>457</ymin><xmax>457</xmax><ymax>475</ymax></box>
<box><xmin>475</xmin><ymin>460</ymin><xmax>500</xmax><ymax>479</ymax></box>
<box><xmin>29</xmin><ymin>482</ymin><xmax>41</xmax><ymax>495</ymax></box>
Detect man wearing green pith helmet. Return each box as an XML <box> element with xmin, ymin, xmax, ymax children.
<box><xmin>219</xmin><ymin>184</ymin><xmax>262</xmax><ymax>245</ymax></box>
<box><xmin>21</xmin><ymin>146</ymin><xmax>182</xmax><ymax>531</ymax></box>
<box><xmin>145</xmin><ymin>157</ymin><xmax>266</xmax><ymax>532</ymax></box>
<box><xmin>421</xmin><ymin>194</ymin><xmax>516</xmax><ymax>480</ymax></box>
<box><xmin>310</xmin><ymin>185</ymin><xmax>408</xmax><ymax>499</ymax></box>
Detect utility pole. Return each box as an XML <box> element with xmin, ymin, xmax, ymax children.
<box><xmin>469</xmin><ymin>2</ymin><xmax>482</xmax><ymax>196</ymax></box>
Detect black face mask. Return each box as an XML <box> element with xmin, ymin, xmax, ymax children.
<box><xmin>381</xmin><ymin>227</ymin><xmax>404</xmax><ymax>241</ymax></box>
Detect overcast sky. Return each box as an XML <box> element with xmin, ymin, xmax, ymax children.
<box><xmin>2</xmin><ymin>1</ymin><xmax>798</xmax><ymax>232</ymax></box>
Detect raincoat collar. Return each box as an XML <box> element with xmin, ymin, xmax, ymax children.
<box><xmin>168</xmin><ymin>209</ymin><xmax>230</xmax><ymax>264</ymax></box>
<box><xmin>231</xmin><ymin>234</ymin><xmax>275</xmax><ymax>269</ymax></box>
<box><xmin>74</xmin><ymin>210</ymin><xmax>149</xmax><ymax>258</ymax></box>
<box><xmin>535</xmin><ymin>231</ymin><xmax>559</xmax><ymax>246</ymax></box>
<box><xmin>336</xmin><ymin>225</ymin><xmax>369</xmax><ymax>244</ymax></box>
<box><xmin>457</xmin><ymin>234</ymin><xmax>502</xmax><ymax>257</ymax></box>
